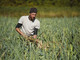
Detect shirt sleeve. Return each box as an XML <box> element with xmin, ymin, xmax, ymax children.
<box><xmin>35</xmin><ymin>20</ymin><xmax>40</xmax><ymax>29</ymax></box>
<box><xmin>33</xmin><ymin>28</ymin><xmax>38</xmax><ymax>35</ymax></box>
<box><xmin>15</xmin><ymin>23</ymin><xmax>22</xmax><ymax>28</ymax></box>
<box><xmin>18</xmin><ymin>16</ymin><xmax>24</xmax><ymax>24</ymax></box>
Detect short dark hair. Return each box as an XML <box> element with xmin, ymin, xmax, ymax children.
<box><xmin>29</xmin><ymin>8</ymin><xmax>37</xmax><ymax>13</ymax></box>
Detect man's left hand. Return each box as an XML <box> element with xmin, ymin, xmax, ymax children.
<box><xmin>33</xmin><ymin>35</ymin><xmax>37</xmax><ymax>39</ymax></box>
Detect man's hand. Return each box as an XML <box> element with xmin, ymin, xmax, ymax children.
<box><xmin>33</xmin><ymin>35</ymin><xmax>37</xmax><ymax>39</ymax></box>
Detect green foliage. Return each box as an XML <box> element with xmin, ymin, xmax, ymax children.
<box><xmin>0</xmin><ymin>16</ymin><xmax>80</xmax><ymax>60</ymax></box>
<box><xmin>0</xmin><ymin>0</ymin><xmax>80</xmax><ymax>7</ymax></box>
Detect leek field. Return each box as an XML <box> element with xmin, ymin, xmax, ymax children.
<box><xmin>0</xmin><ymin>16</ymin><xmax>80</xmax><ymax>60</ymax></box>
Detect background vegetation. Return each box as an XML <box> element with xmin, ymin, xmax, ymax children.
<box><xmin>0</xmin><ymin>0</ymin><xmax>80</xmax><ymax>17</ymax></box>
<box><xmin>0</xmin><ymin>0</ymin><xmax>80</xmax><ymax>7</ymax></box>
<box><xmin>0</xmin><ymin>6</ymin><xmax>80</xmax><ymax>17</ymax></box>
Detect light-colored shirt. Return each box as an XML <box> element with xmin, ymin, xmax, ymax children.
<box><xmin>18</xmin><ymin>15</ymin><xmax>40</xmax><ymax>36</ymax></box>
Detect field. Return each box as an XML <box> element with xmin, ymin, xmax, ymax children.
<box><xmin>0</xmin><ymin>16</ymin><xmax>80</xmax><ymax>60</ymax></box>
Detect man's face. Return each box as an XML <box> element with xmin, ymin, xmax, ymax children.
<box><xmin>30</xmin><ymin>13</ymin><xmax>37</xmax><ymax>20</ymax></box>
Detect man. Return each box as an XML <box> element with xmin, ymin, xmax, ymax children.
<box><xmin>15</xmin><ymin>8</ymin><xmax>40</xmax><ymax>43</ymax></box>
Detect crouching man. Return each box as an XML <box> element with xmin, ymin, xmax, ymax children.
<box><xmin>15</xmin><ymin>8</ymin><xmax>42</xmax><ymax>48</ymax></box>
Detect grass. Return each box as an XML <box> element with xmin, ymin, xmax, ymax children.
<box><xmin>0</xmin><ymin>6</ymin><xmax>80</xmax><ymax>17</ymax></box>
<box><xmin>0</xmin><ymin>16</ymin><xmax>80</xmax><ymax>60</ymax></box>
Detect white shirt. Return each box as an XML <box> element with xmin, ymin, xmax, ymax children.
<box><xmin>18</xmin><ymin>15</ymin><xmax>40</xmax><ymax>36</ymax></box>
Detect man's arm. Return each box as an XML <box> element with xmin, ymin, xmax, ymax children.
<box><xmin>33</xmin><ymin>28</ymin><xmax>38</xmax><ymax>39</ymax></box>
<box><xmin>15</xmin><ymin>23</ymin><xmax>26</xmax><ymax>38</ymax></box>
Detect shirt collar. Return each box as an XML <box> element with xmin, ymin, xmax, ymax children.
<box><xmin>28</xmin><ymin>15</ymin><xmax>35</xmax><ymax>22</ymax></box>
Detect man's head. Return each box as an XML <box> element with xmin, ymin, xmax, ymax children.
<box><xmin>29</xmin><ymin>8</ymin><xmax>37</xmax><ymax>21</ymax></box>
